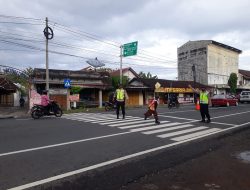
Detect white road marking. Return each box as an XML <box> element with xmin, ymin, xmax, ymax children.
<box><xmin>99</xmin><ymin>117</ymin><xmax>143</xmax><ymax>125</ymax></box>
<box><xmin>143</xmin><ymin>124</ymin><xmax>194</xmax><ymax>134</ymax></box>
<box><xmin>0</xmin><ymin>131</ymin><xmax>133</xmax><ymax>157</ymax></box>
<box><xmin>130</xmin><ymin>122</ymin><xmax>181</xmax><ymax>132</ymax></box>
<box><xmin>119</xmin><ymin>121</ymin><xmax>169</xmax><ymax>129</ymax></box>
<box><xmin>158</xmin><ymin>115</ymin><xmax>198</xmax><ymax>121</ymax></box>
<box><xmin>109</xmin><ymin>119</ymin><xmax>153</xmax><ymax>127</ymax></box>
<box><xmin>157</xmin><ymin>126</ymin><xmax>208</xmax><ymax>138</ymax></box>
<box><xmin>212</xmin><ymin>110</ymin><xmax>250</xmax><ymax>119</ymax></box>
<box><xmin>6</xmin><ymin>122</ymin><xmax>250</xmax><ymax>190</ymax></box>
<box><xmin>171</xmin><ymin>128</ymin><xmax>221</xmax><ymax>141</ymax></box>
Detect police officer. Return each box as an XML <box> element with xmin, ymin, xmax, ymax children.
<box><xmin>188</xmin><ymin>84</ymin><xmax>211</xmax><ymax>123</ymax></box>
<box><xmin>114</xmin><ymin>84</ymin><xmax>128</xmax><ymax>119</ymax></box>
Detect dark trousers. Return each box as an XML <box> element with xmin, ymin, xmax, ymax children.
<box><xmin>144</xmin><ymin>109</ymin><xmax>159</xmax><ymax>121</ymax></box>
<box><xmin>200</xmin><ymin>104</ymin><xmax>210</xmax><ymax>121</ymax></box>
<box><xmin>116</xmin><ymin>101</ymin><xmax>125</xmax><ymax>118</ymax></box>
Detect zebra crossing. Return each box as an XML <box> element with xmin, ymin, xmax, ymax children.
<box><xmin>62</xmin><ymin>113</ymin><xmax>221</xmax><ymax>141</ymax></box>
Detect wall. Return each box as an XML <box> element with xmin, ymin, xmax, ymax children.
<box><xmin>126</xmin><ymin>91</ymin><xmax>139</xmax><ymax>106</ymax></box>
<box><xmin>207</xmin><ymin>44</ymin><xmax>239</xmax><ymax>85</ymax></box>
<box><xmin>50</xmin><ymin>95</ymin><xmax>68</xmax><ymax>110</ymax></box>
<box><xmin>178</xmin><ymin>41</ymin><xmax>208</xmax><ymax>84</ymax></box>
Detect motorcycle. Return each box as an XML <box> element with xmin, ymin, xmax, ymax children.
<box><xmin>31</xmin><ymin>101</ymin><xmax>63</xmax><ymax>119</ymax></box>
<box><xmin>168</xmin><ymin>101</ymin><xmax>180</xmax><ymax>109</ymax></box>
<box><xmin>104</xmin><ymin>101</ymin><xmax>116</xmax><ymax>111</ymax></box>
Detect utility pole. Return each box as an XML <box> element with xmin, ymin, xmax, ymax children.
<box><xmin>192</xmin><ymin>64</ymin><xmax>196</xmax><ymax>103</ymax></box>
<box><xmin>43</xmin><ymin>17</ymin><xmax>54</xmax><ymax>91</ymax></box>
<box><xmin>45</xmin><ymin>17</ymin><xmax>49</xmax><ymax>91</ymax></box>
<box><xmin>120</xmin><ymin>45</ymin><xmax>123</xmax><ymax>85</ymax></box>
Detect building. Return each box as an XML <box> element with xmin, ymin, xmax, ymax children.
<box><xmin>31</xmin><ymin>68</ymin><xmax>112</xmax><ymax>110</ymax></box>
<box><xmin>238</xmin><ymin>69</ymin><xmax>250</xmax><ymax>91</ymax></box>
<box><xmin>110</xmin><ymin>67</ymin><xmax>139</xmax><ymax>81</ymax></box>
<box><xmin>178</xmin><ymin>40</ymin><xmax>242</xmax><ymax>94</ymax></box>
<box><xmin>0</xmin><ymin>76</ymin><xmax>17</xmax><ymax>106</ymax></box>
<box><xmin>127</xmin><ymin>78</ymin><xmax>211</xmax><ymax>106</ymax></box>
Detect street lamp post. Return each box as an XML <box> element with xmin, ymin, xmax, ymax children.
<box><xmin>192</xmin><ymin>64</ymin><xmax>196</xmax><ymax>103</ymax></box>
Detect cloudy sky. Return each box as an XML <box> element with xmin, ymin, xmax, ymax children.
<box><xmin>0</xmin><ymin>0</ymin><xmax>249</xmax><ymax>79</ymax></box>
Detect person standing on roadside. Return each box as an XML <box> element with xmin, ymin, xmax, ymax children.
<box><xmin>188</xmin><ymin>84</ymin><xmax>211</xmax><ymax>123</ymax></box>
<box><xmin>114</xmin><ymin>84</ymin><xmax>129</xmax><ymax>119</ymax></box>
<box><xmin>144</xmin><ymin>96</ymin><xmax>160</xmax><ymax>124</ymax></box>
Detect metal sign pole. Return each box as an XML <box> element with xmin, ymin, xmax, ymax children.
<box><xmin>120</xmin><ymin>45</ymin><xmax>123</xmax><ymax>85</ymax></box>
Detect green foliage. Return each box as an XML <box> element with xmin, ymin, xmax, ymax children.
<box><xmin>228</xmin><ymin>73</ymin><xmax>238</xmax><ymax>94</ymax></box>
<box><xmin>112</xmin><ymin>76</ymin><xmax>129</xmax><ymax>88</ymax></box>
<box><xmin>4</xmin><ymin>67</ymin><xmax>33</xmax><ymax>88</ymax></box>
<box><xmin>138</xmin><ymin>71</ymin><xmax>158</xmax><ymax>79</ymax></box>
<box><xmin>70</xmin><ymin>86</ymin><xmax>82</xmax><ymax>94</ymax></box>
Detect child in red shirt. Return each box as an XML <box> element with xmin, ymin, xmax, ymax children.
<box><xmin>144</xmin><ymin>96</ymin><xmax>160</xmax><ymax>124</ymax></box>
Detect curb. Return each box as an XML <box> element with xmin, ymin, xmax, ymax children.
<box><xmin>0</xmin><ymin>115</ymin><xmax>14</xmax><ymax>119</ymax></box>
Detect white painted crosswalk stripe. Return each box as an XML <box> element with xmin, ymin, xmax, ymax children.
<box><xmin>119</xmin><ymin>121</ymin><xmax>169</xmax><ymax>129</ymax></box>
<box><xmin>109</xmin><ymin>119</ymin><xmax>153</xmax><ymax>127</ymax></box>
<box><xmin>99</xmin><ymin>117</ymin><xmax>142</xmax><ymax>125</ymax></box>
<box><xmin>130</xmin><ymin>122</ymin><xmax>181</xmax><ymax>132</ymax></box>
<box><xmin>142</xmin><ymin>124</ymin><xmax>194</xmax><ymax>134</ymax></box>
<box><xmin>171</xmin><ymin>128</ymin><xmax>221</xmax><ymax>141</ymax></box>
<box><xmin>157</xmin><ymin>126</ymin><xmax>208</xmax><ymax>138</ymax></box>
<box><xmin>63</xmin><ymin>113</ymin><xmax>221</xmax><ymax>141</ymax></box>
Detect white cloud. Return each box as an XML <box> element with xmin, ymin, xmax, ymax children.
<box><xmin>0</xmin><ymin>0</ymin><xmax>250</xmax><ymax>79</ymax></box>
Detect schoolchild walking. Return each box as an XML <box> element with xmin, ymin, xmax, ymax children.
<box><xmin>144</xmin><ymin>96</ymin><xmax>160</xmax><ymax>124</ymax></box>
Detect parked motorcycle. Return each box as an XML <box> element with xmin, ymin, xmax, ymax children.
<box><xmin>168</xmin><ymin>101</ymin><xmax>180</xmax><ymax>109</ymax></box>
<box><xmin>104</xmin><ymin>101</ymin><xmax>116</xmax><ymax>111</ymax></box>
<box><xmin>31</xmin><ymin>101</ymin><xmax>63</xmax><ymax>119</ymax></box>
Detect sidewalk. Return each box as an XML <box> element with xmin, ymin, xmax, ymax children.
<box><xmin>0</xmin><ymin>106</ymin><xmax>30</xmax><ymax>119</ymax></box>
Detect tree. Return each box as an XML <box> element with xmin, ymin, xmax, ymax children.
<box><xmin>112</xmin><ymin>76</ymin><xmax>129</xmax><ymax>89</ymax></box>
<box><xmin>138</xmin><ymin>71</ymin><xmax>158</xmax><ymax>79</ymax></box>
<box><xmin>70</xmin><ymin>86</ymin><xmax>82</xmax><ymax>94</ymax></box>
<box><xmin>228</xmin><ymin>73</ymin><xmax>238</xmax><ymax>94</ymax></box>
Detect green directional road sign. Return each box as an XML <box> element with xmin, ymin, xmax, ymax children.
<box><xmin>123</xmin><ymin>41</ymin><xmax>138</xmax><ymax>57</ymax></box>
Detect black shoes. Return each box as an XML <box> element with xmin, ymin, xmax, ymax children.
<box><xmin>117</xmin><ymin>115</ymin><xmax>119</xmax><ymax>119</ymax></box>
<box><xmin>155</xmin><ymin>120</ymin><xmax>160</xmax><ymax>125</ymax></box>
<box><xmin>123</xmin><ymin>115</ymin><xmax>125</xmax><ymax>119</ymax></box>
<box><xmin>144</xmin><ymin>115</ymin><xmax>147</xmax><ymax>120</ymax></box>
<box><xmin>199</xmin><ymin>119</ymin><xmax>211</xmax><ymax>123</ymax></box>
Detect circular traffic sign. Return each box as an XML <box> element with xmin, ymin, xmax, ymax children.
<box><xmin>43</xmin><ymin>26</ymin><xmax>54</xmax><ymax>40</ymax></box>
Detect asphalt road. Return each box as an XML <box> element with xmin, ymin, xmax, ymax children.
<box><xmin>1</xmin><ymin>103</ymin><xmax>250</xmax><ymax>190</ymax></box>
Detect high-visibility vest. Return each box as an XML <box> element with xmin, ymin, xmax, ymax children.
<box><xmin>116</xmin><ymin>89</ymin><xmax>125</xmax><ymax>101</ymax></box>
<box><xmin>200</xmin><ymin>92</ymin><xmax>209</xmax><ymax>104</ymax></box>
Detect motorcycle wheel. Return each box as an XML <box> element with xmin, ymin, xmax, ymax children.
<box><xmin>105</xmin><ymin>105</ymin><xmax>111</xmax><ymax>111</ymax></box>
<box><xmin>54</xmin><ymin>108</ymin><xmax>63</xmax><ymax>117</ymax></box>
<box><xmin>31</xmin><ymin>109</ymin><xmax>42</xmax><ymax>119</ymax></box>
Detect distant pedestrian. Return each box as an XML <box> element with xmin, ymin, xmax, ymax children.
<box><xmin>19</xmin><ymin>96</ymin><xmax>25</xmax><ymax>107</ymax></box>
<box><xmin>144</xmin><ymin>96</ymin><xmax>160</xmax><ymax>124</ymax></box>
<box><xmin>114</xmin><ymin>84</ymin><xmax>129</xmax><ymax>119</ymax></box>
<box><xmin>189</xmin><ymin>84</ymin><xmax>211</xmax><ymax>123</ymax></box>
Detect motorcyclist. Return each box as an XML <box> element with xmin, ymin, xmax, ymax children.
<box><xmin>41</xmin><ymin>90</ymin><xmax>52</xmax><ymax>114</ymax></box>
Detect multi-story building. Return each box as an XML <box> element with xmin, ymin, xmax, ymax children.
<box><xmin>178</xmin><ymin>40</ymin><xmax>242</xmax><ymax>94</ymax></box>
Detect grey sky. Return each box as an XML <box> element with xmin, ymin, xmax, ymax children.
<box><xmin>0</xmin><ymin>0</ymin><xmax>249</xmax><ymax>79</ymax></box>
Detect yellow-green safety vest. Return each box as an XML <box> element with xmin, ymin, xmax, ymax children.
<box><xmin>116</xmin><ymin>89</ymin><xmax>125</xmax><ymax>101</ymax></box>
<box><xmin>200</xmin><ymin>92</ymin><xmax>209</xmax><ymax>104</ymax></box>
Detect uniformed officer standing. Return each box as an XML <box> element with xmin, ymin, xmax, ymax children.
<box><xmin>188</xmin><ymin>84</ymin><xmax>211</xmax><ymax>123</ymax></box>
<box><xmin>114</xmin><ymin>84</ymin><xmax>129</xmax><ymax>119</ymax></box>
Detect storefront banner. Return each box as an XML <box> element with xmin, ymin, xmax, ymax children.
<box><xmin>155</xmin><ymin>87</ymin><xmax>193</xmax><ymax>93</ymax></box>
